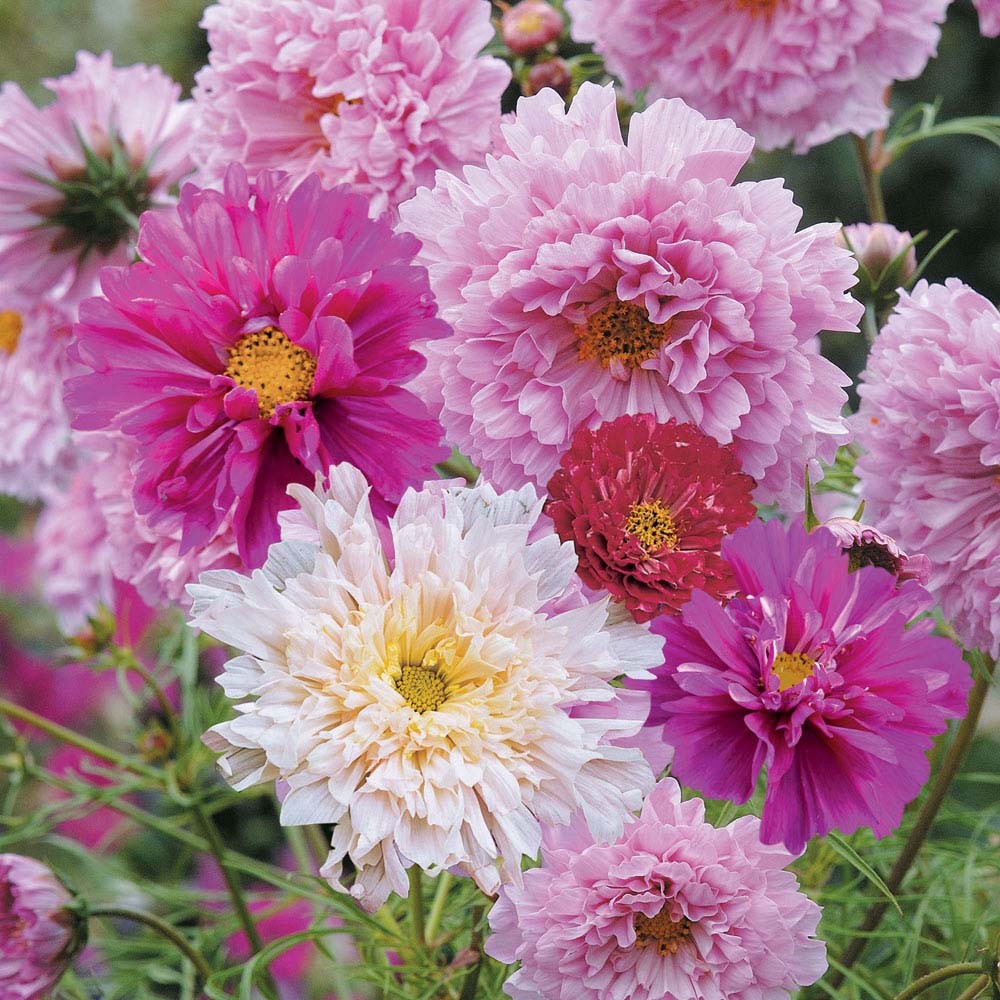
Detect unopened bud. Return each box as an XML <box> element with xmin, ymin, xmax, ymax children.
<box><xmin>502</xmin><ymin>1</ymin><xmax>564</xmax><ymax>56</ymax></box>
<box><xmin>524</xmin><ymin>57</ymin><xmax>572</xmax><ymax>98</ymax></box>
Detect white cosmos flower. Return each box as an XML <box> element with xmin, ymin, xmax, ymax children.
<box><xmin>190</xmin><ymin>464</ymin><xmax>661</xmax><ymax>911</ymax></box>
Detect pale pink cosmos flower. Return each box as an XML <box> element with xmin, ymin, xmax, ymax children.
<box><xmin>856</xmin><ymin>278</ymin><xmax>1000</xmax><ymax>657</ymax></box>
<box><xmin>399</xmin><ymin>83</ymin><xmax>861</xmax><ymax>505</ymax></box>
<box><xmin>0</xmin><ymin>51</ymin><xmax>192</xmax><ymax>302</ymax></box>
<box><xmin>0</xmin><ymin>854</ymin><xmax>83</xmax><ymax>999</ymax></box>
<box><xmin>193</xmin><ymin>464</ymin><xmax>661</xmax><ymax>910</ymax></box>
<box><xmin>487</xmin><ymin>778</ymin><xmax>826</xmax><ymax>1000</ymax></box>
<box><xmin>566</xmin><ymin>0</ymin><xmax>949</xmax><ymax>153</ymax></box>
<box><xmin>192</xmin><ymin>0</ymin><xmax>511</xmax><ymax>217</ymax></box>
<box><xmin>0</xmin><ymin>297</ymin><xmax>77</xmax><ymax>501</ymax></box>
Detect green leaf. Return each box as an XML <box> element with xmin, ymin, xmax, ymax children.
<box><xmin>826</xmin><ymin>831</ymin><xmax>903</xmax><ymax>916</ymax></box>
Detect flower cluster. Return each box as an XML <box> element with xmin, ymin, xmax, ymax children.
<box><xmin>1</xmin><ymin>6</ymin><xmax>996</xmax><ymax>1000</ymax></box>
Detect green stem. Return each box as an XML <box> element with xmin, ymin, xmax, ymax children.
<box><xmin>458</xmin><ymin>905</ymin><xmax>486</xmax><ymax>1000</ymax></box>
<box><xmin>830</xmin><ymin>663</ymin><xmax>995</xmax><ymax>987</ymax></box>
<box><xmin>88</xmin><ymin>905</ymin><xmax>212</xmax><ymax>985</ymax></box>
<box><xmin>851</xmin><ymin>133</ymin><xmax>888</xmax><ymax>223</ymax></box>
<box><xmin>0</xmin><ymin>697</ymin><xmax>161</xmax><ymax>781</ymax></box>
<box><xmin>955</xmin><ymin>975</ymin><xmax>990</xmax><ymax>1000</ymax></box>
<box><xmin>190</xmin><ymin>802</ymin><xmax>280</xmax><ymax>999</ymax></box>
<box><xmin>305</xmin><ymin>823</ymin><xmax>329</xmax><ymax>868</ymax></box>
<box><xmin>121</xmin><ymin>653</ymin><xmax>182</xmax><ymax>747</ymax></box>
<box><xmin>425</xmin><ymin>872</ymin><xmax>453</xmax><ymax>944</ymax></box>
<box><xmin>892</xmin><ymin>963</ymin><xmax>983</xmax><ymax>1000</ymax></box>
<box><xmin>408</xmin><ymin>866</ymin><xmax>426</xmax><ymax>947</ymax></box>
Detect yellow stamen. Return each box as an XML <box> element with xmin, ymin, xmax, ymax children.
<box><xmin>577</xmin><ymin>300</ymin><xmax>672</xmax><ymax>369</ymax></box>
<box><xmin>625</xmin><ymin>499</ymin><xmax>679</xmax><ymax>554</ymax></box>
<box><xmin>634</xmin><ymin>906</ymin><xmax>692</xmax><ymax>956</ymax></box>
<box><xmin>771</xmin><ymin>651</ymin><xmax>816</xmax><ymax>691</ymax></box>
<box><xmin>733</xmin><ymin>0</ymin><xmax>783</xmax><ymax>16</ymax></box>
<box><xmin>225</xmin><ymin>327</ymin><xmax>316</xmax><ymax>419</ymax></box>
<box><xmin>0</xmin><ymin>310</ymin><xmax>23</xmax><ymax>355</ymax></box>
<box><xmin>396</xmin><ymin>665</ymin><xmax>447</xmax><ymax>714</ymax></box>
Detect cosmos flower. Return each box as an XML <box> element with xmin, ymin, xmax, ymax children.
<box><xmin>192</xmin><ymin>464</ymin><xmax>660</xmax><ymax>910</ymax></box>
<box><xmin>85</xmin><ymin>432</ymin><xmax>242</xmax><ymax>610</ymax></box>
<box><xmin>192</xmin><ymin>0</ymin><xmax>511</xmax><ymax>216</ymax></box>
<box><xmin>399</xmin><ymin>83</ymin><xmax>860</xmax><ymax>506</ymax></box>
<box><xmin>67</xmin><ymin>165</ymin><xmax>448</xmax><ymax>568</ymax></box>
<box><xmin>820</xmin><ymin>517</ymin><xmax>930</xmax><ymax>585</ymax></box>
<box><xmin>0</xmin><ymin>854</ymin><xmax>83</xmax><ymax>1000</ymax></box>
<box><xmin>0</xmin><ymin>51</ymin><xmax>192</xmax><ymax>301</ymax></box>
<box><xmin>0</xmin><ymin>298</ymin><xmax>77</xmax><ymax>501</ymax></box>
<box><xmin>546</xmin><ymin>414</ymin><xmax>757</xmax><ymax>621</ymax></box>
<box><xmin>565</xmin><ymin>0</ymin><xmax>949</xmax><ymax>153</ymax></box>
<box><xmin>634</xmin><ymin>518</ymin><xmax>970</xmax><ymax>853</ymax></box>
<box><xmin>486</xmin><ymin>777</ymin><xmax>826</xmax><ymax>1000</ymax></box>
<box><xmin>855</xmin><ymin>278</ymin><xmax>1000</xmax><ymax>657</ymax></box>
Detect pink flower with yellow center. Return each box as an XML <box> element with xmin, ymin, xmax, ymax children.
<box><xmin>67</xmin><ymin>166</ymin><xmax>448</xmax><ymax>567</ymax></box>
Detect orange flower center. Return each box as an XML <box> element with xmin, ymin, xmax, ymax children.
<box><xmin>732</xmin><ymin>0</ymin><xmax>783</xmax><ymax>16</ymax></box>
<box><xmin>625</xmin><ymin>499</ymin><xmax>679</xmax><ymax>554</ymax></box>
<box><xmin>634</xmin><ymin>906</ymin><xmax>692</xmax><ymax>956</ymax></box>
<box><xmin>771</xmin><ymin>651</ymin><xmax>816</xmax><ymax>691</ymax></box>
<box><xmin>225</xmin><ymin>326</ymin><xmax>317</xmax><ymax>419</ymax></box>
<box><xmin>0</xmin><ymin>310</ymin><xmax>23</xmax><ymax>355</ymax></box>
<box><xmin>577</xmin><ymin>300</ymin><xmax>672</xmax><ymax>369</ymax></box>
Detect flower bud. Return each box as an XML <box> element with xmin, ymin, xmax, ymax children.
<box><xmin>524</xmin><ymin>57</ymin><xmax>573</xmax><ymax>98</ymax></box>
<box><xmin>838</xmin><ymin>223</ymin><xmax>917</xmax><ymax>284</ymax></box>
<box><xmin>0</xmin><ymin>854</ymin><xmax>84</xmax><ymax>999</ymax></box>
<box><xmin>502</xmin><ymin>1</ymin><xmax>564</xmax><ymax>56</ymax></box>
<box><xmin>821</xmin><ymin>516</ymin><xmax>930</xmax><ymax>584</ymax></box>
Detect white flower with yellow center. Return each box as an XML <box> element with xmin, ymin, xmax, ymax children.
<box><xmin>191</xmin><ymin>464</ymin><xmax>661</xmax><ymax>910</ymax></box>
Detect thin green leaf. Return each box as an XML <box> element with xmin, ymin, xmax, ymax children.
<box><xmin>826</xmin><ymin>832</ymin><xmax>903</xmax><ymax>916</ymax></box>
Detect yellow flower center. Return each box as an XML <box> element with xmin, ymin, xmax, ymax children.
<box><xmin>0</xmin><ymin>310</ymin><xmax>23</xmax><ymax>355</ymax></box>
<box><xmin>577</xmin><ymin>300</ymin><xmax>673</xmax><ymax>369</ymax></box>
<box><xmin>516</xmin><ymin>11</ymin><xmax>546</xmax><ymax>32</ymax></box>
<box><xmin>771</xmin><ymin>651</ymin><xmax>816</xmax><ymax>691</ymax></box>
<box><xmin>396</xmin><ymin>664</ymin><xmax>447</xmax><ymax>714</ymax></box>
<box><xmin>625</xmin><ymin>499</ymin><xmax>679</xmax><ymax>554</ymax></box>
<box><xmin>634</xmin><ymin>906</ymin><xmax>692</xmax><ymax>956</ymax></box>
<box><xmin>225</xmin><ymin>327</ymin><xmax>317</xmax><ymax>419</ymax></box>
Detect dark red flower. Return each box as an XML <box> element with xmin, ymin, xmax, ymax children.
<box><xmin>545</xmin><ymin>415</ymin><xmax>757</xmax><ymax>621</ymax></box>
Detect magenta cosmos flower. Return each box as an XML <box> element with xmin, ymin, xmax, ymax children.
<box><xmin>855</xmin><ymin>279</ymin><xmax>1000</xmax><ymax>657</ymax></box>
<box><xmin>192</xmin><ymin>0</ymin><xmax>510</xmax><ymax>217</ymax></box>
<box><xmin>399</xmin><ymin>83</ymin><xmax>860</xmax><ymax>505</ymax></box>
<box><xmin>486</xmin><ymin>778</ymin><xmax>826</xmax><ymax>1000</ymax></box>
<box><xmin>634</xmin><ymin>519</ymin><xmax>970</xmax><ymax>853</ymax></box>
<box><xmin>546</xmin><ymin>415</ymin><xmax>757</xmax><ymax>622</ymax></box>
<box><xmin>565</xmin><ymin>0</ymin><xmax>948</xmax><ymax>153</ymax></box>
<box><xmin>0</xmin><ymin>51</ymin><xmax>192</xmax><ymax>301</ymax></box>
<box><xmin>67</xmin><ymin>166</ymin><xmax>448</xmax><ymax>567</ymax></box>
<box><xmin>0</xmin><ymin>854</ymin><xmax>83</xmax><ymax>999</ymax></box>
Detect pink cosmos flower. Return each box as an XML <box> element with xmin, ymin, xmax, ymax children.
<box><xmin>85</xmin><ymin>432</ymin><xmax>242</xmax><ymax>610</ymax></box>
<box><xmin>838</xmin><ymin>223</ymin><xmax>917</xmax><ymax>286</ymax></box>
<box><xmin>67</xmin><ymin>166</ymin><xmax>448</xmax><ymax>567</ymax></box>
<box><xmin>973</xmin><ymin>0</ymin><xmax>1000</xmax><ymax>36</ymax></box>
<box><xmin>34</xmin><ymin>465</ymin><xmax>116</xmax><ymax>635</ymax></box>
<box><xmin>0</xmin><ymin>298</ymin><xmax>77</xmax><ymax>501</ymax></box>
<box><xmin>0</xmin><ymin>854</ymin><xmax>83</xmax><ymax>999</ymax></box>
<box><xmin>502</xmin><ymin>1</ymin><xmax>565</xmax><ymax>55</ymax></box>
<box><xmin>546</xmin><ymin>415</ymin><xmax>757</xmax><ymax>622</ymax></box>
<box><xmin>565</xmin><ymin>0</ymin><xmax>949</xmax><ymax>153</ymax></box>
<box><xmin>486</xmin><ymin>777</ymin><xmax>826</xmax><ymax>1000</ymax></box>
<box><xmin>634</xmin><ymin>519</ymin><xmax>970</xmax><ymax>853</ymax></box>
<box><xmin>399</xmin><ymin>83</ymin><xmax>860</xmax><ymax>506</ymax></box>
<box><xmin>820</xmin><ymin>517</ymin><xmax>930</xmax><ymax>585</ymax></box>
<box><xmin>855</xmin><ymin>279</ymin><xmax>1000</xmax><ymax>657</ymax></box>
<box><xmin>192</xmin><ymin>0</ymin><xmax>511</xmax><ymax>217</ymax></box>
<box><xmin>0</xmin><ymin>51</ymin><xmax>192</xmax><ymax>302</ymax></box>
